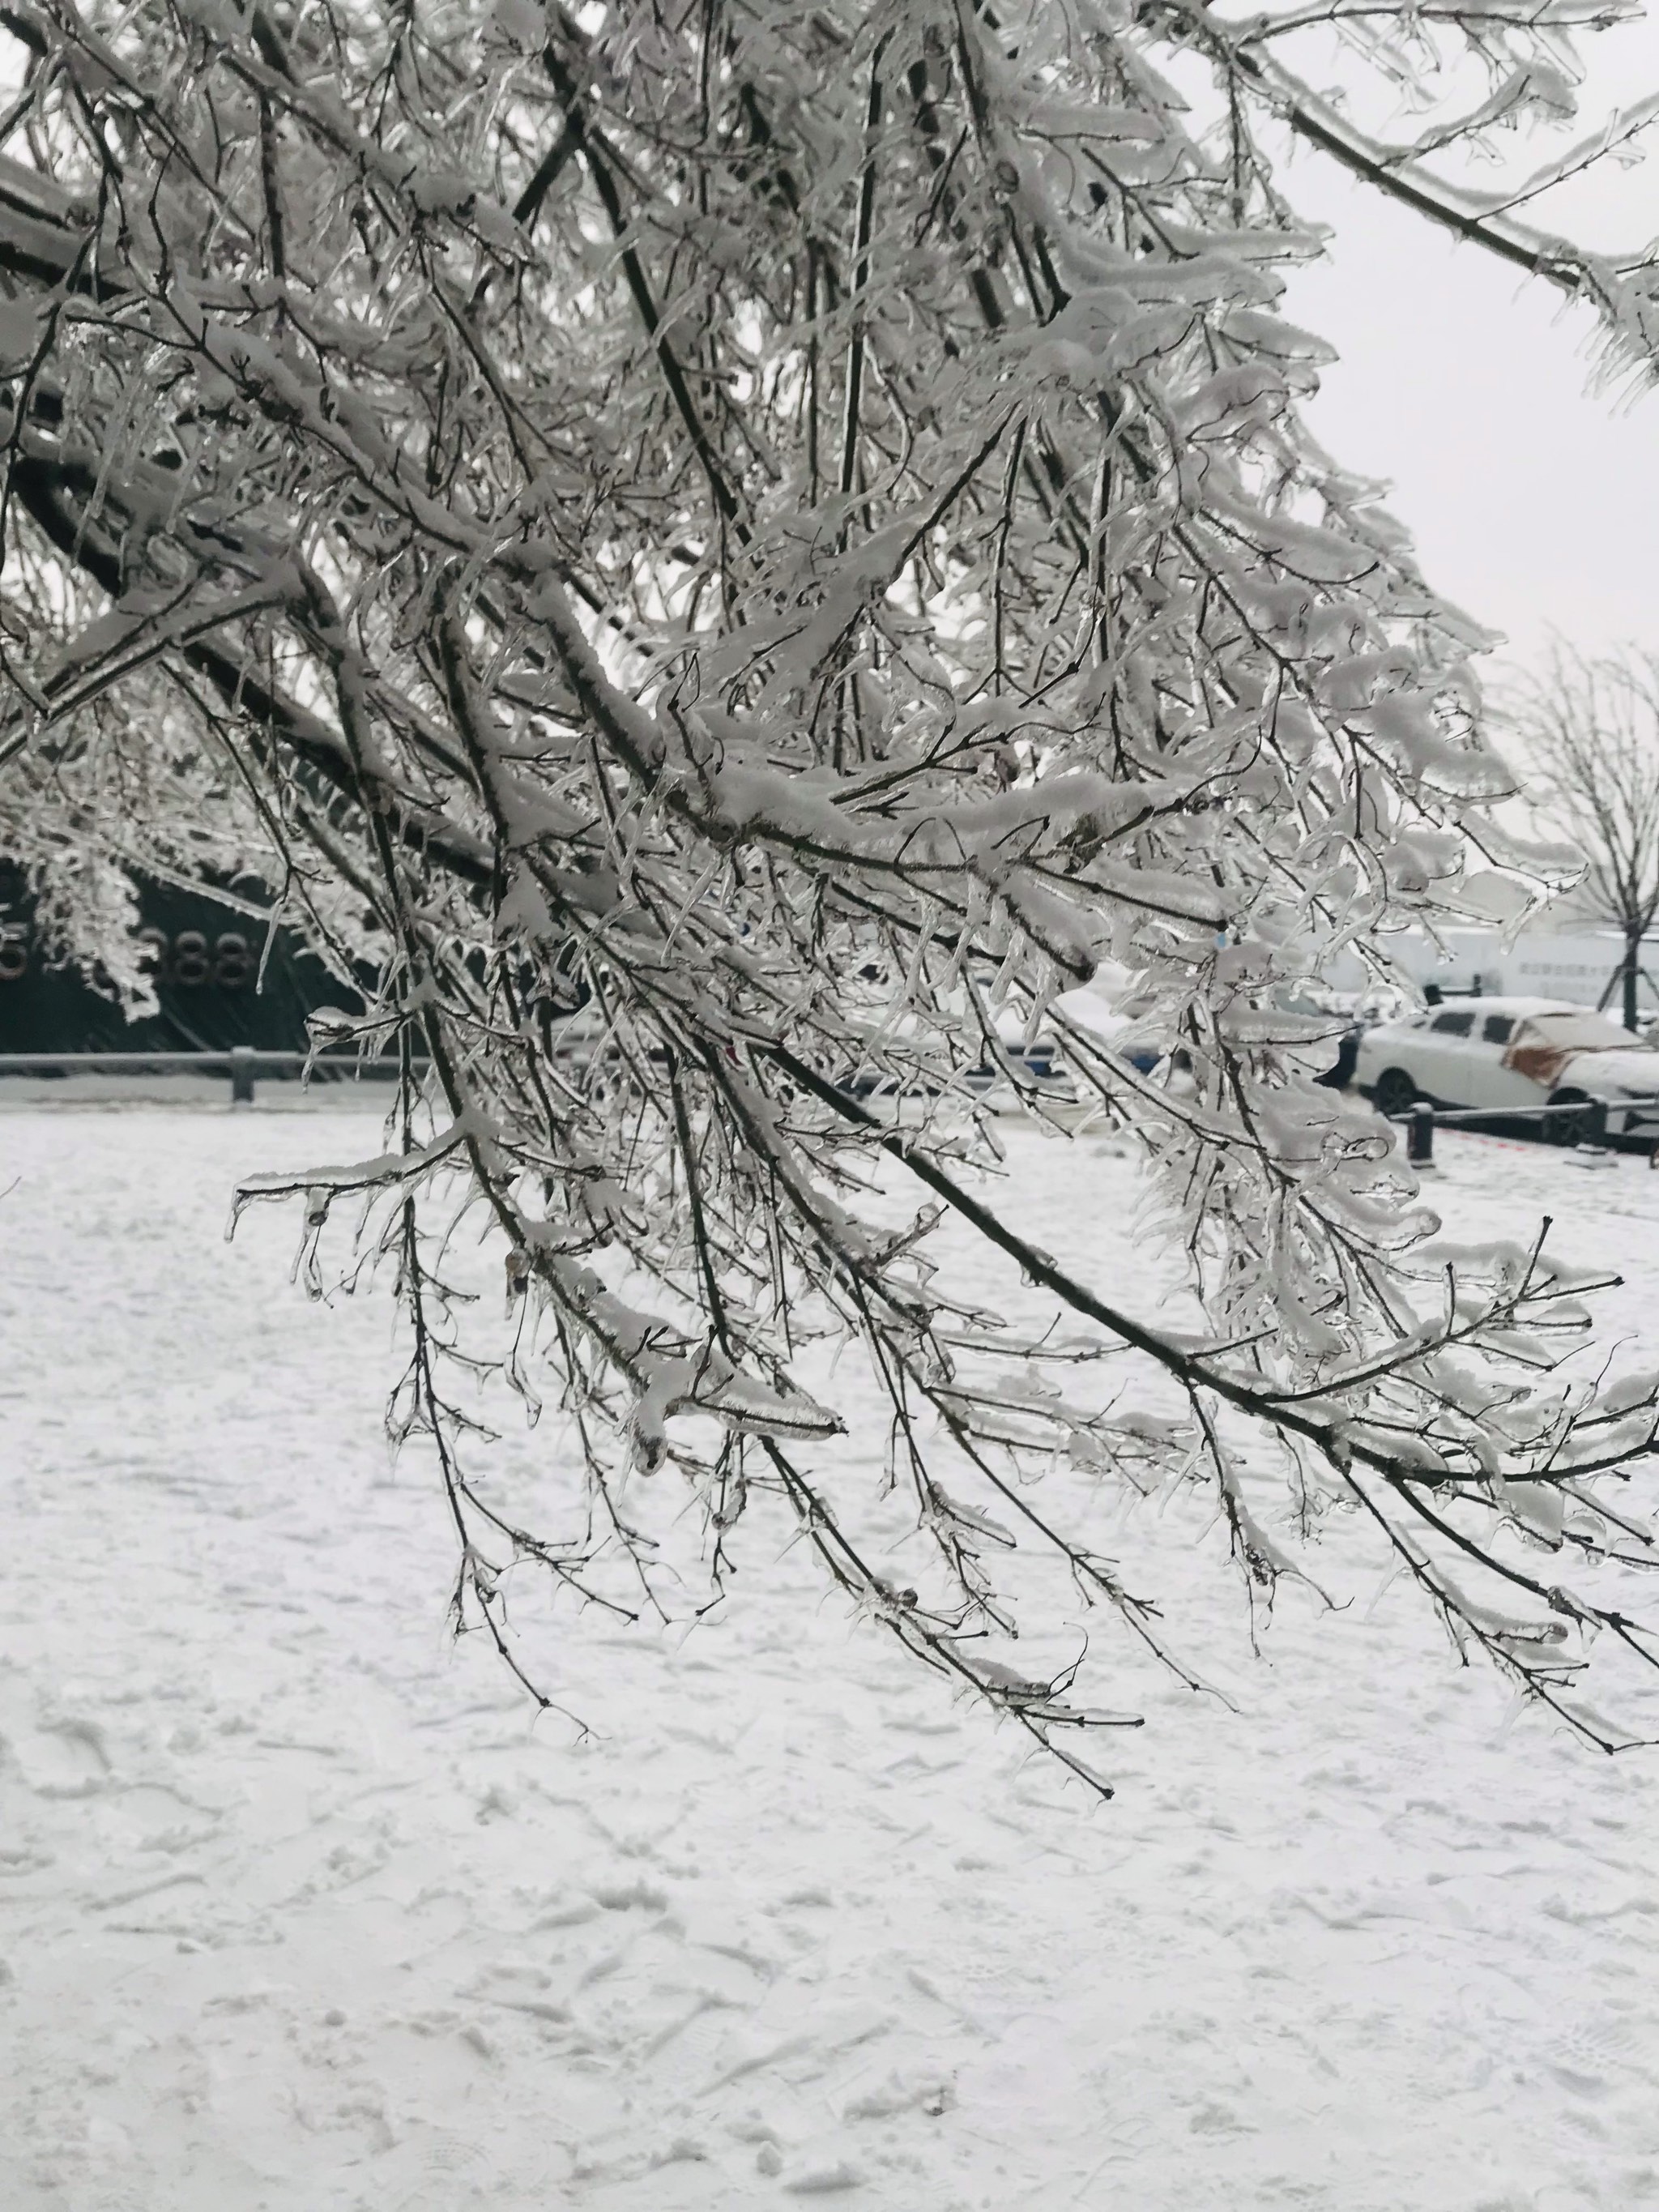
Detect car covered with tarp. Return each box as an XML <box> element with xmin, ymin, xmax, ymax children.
<box><xmin>1354</xmin><ymin>997</ymin><xmax>1659</xmax><ymax>1144</ymax></box>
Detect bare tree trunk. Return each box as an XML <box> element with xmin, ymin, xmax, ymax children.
<box><xmin>1627</xmin><ymin>928</ymin><xmax>1644</xmax><ymax>1033</ymax></box>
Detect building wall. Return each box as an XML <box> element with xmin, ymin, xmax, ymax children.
<box><xmin>1327</xmin><ymin>928</ymin><xmax>1659</xmax><ymax>1010</ymax></box>
<box><xmin>0</xmin><ymin>869</ymin><xmax>356</xmax><ymax>1053</ymax></box>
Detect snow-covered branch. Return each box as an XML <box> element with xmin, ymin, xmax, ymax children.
<box><xmin>2</xmin><ymin>0</ymin><xmax>1657</xmax><ymax>1784</ymax></box>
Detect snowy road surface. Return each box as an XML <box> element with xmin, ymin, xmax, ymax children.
<box><xmin>4</xmin><ymin>1105</ymin><xmax>1659</xmax><ymax>2210</ymax></box>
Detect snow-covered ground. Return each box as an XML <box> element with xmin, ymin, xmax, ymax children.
<box><xmin>5</xmin><ymin>1103</ymin><xmax>1659</xmax><ymax>2212</ymax></box>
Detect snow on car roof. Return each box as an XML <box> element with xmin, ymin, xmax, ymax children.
<box><xmin>1414</xmin><ymin>997</ymin><xmax>1587</xmax><ymax>1018</ymax></box>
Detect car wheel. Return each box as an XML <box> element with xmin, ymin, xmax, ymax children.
<box><xmin>1373</xmin><ymin>1068</ymin><xmax>1417</xmax><ymax>1120</ymax></box>
<box><xmin>1545</xmin><ymin>1087</ymin><xmax>1596</xmax><ymax>1147</ymax></box>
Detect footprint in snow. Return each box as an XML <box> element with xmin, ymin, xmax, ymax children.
<box><xmin>6</xmin><ymin>1718</ymin><xmax>112</xmax><ymax>1798</ymax></box>
<box><xmin>782</xmin><ymin>2159</ymin><xmax>864</xmax><ymax>2193</ymax></box>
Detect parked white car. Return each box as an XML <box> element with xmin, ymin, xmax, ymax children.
<box><xmin>1354</xmin><ymin>997</ymin><xmax>1659</xmax><ymax>1143</ymax></box>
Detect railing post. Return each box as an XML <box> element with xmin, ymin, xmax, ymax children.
<box><xmin>1407</xmin><ymin>1105</ymin><xmax>1435</xmax><ymax>1169</ymax></box>
<box><xmin>230</xmin><ymin>1045</ymin><xmax>256</xmax><ymax>1104</ymax></box>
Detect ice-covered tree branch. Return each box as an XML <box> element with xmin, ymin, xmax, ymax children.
<box><xmin>2</xmin><ymin>0</ymin><xmax>1659</xmax><ymax>1787</ymax></box>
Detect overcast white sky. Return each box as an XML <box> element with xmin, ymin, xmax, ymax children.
<box><xmin>1266</xmin><ymin>14</ymin><xmax>1659</xmax><ymax>677</ymax></box>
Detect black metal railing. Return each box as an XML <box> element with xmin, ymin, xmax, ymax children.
<box><xmin>0</xmin><ymin>1048</ymin><xmax>404</xmax><ymax>1104</ymax></box>
<box><xmin>0</xmin><ymin>1036</ymin><xmax>602</xmax><ymax>1103</ymax></box>
<box><xmin>6</xmin><ymin>1052</ymin><xmax>1656</xmax><ymax>1147</ymax></box>
<box><xmin>1388</xmin><ymin>1095</ymin><xmax>1659</xmax><ymax>1166</ymax></box>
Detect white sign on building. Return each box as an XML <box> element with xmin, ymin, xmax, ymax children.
<box><xmin>1326</xmin><ymin>929</ymin><xmax>1659</xmax><ymax>1010</ymax></box>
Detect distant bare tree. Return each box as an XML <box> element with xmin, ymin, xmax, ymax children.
<box><xmin>1509</xmin><ymin>646</ymin><xmax>1659</xmax><ymax>1032</ymax></box>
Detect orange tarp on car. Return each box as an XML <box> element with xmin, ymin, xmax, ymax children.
<box><xmin>1503</xmin><ymin>1039</ymin><xmax>1574</xmax><ymax>1087</ymax></box>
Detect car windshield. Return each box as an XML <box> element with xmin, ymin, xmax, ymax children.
<box><xmin>1518</xmin><ymin>1012</ymin><xmax>1647</xmax><ymax>1053</ymax></box>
